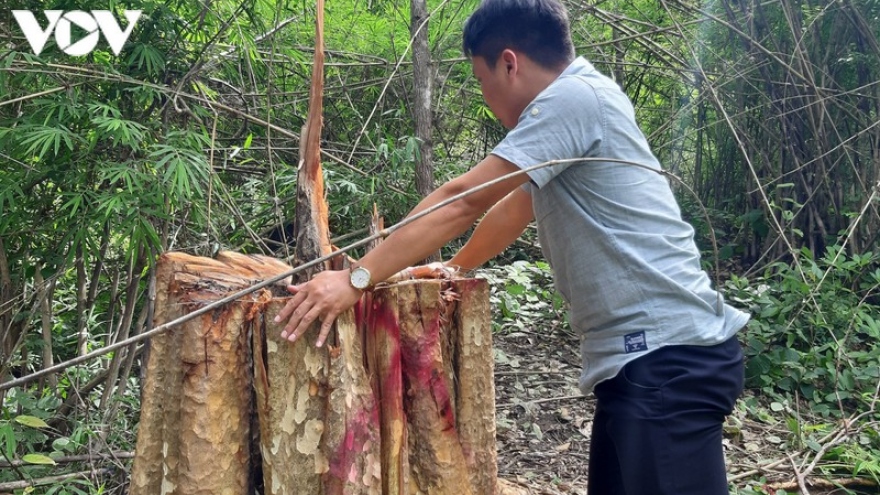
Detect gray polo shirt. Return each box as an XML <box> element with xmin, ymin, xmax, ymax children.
<box><xmin>492</xmin><ymin>57</ymin><xmax>749</xmax><ymax>393</ymax></box>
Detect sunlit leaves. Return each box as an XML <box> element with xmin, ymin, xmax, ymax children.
<box><xmin>59</xmin><ymin>192</ymin><xmax>88</xmax><ymax>220</ymax></box>
<box><xmin>14</xmin><ymin>415</ymin><xmax>49</xmax><ymax>429</ymax></box>
<box><xmin>22</xmin><ymin>453</ymin><xmax>56</xmax><ymax>465</ymax></box>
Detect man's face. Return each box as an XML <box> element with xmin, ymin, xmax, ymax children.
<box><xmin>471</xmin><ymin>55</ymin><xmax>519</xmax><ymax>129</ymax></box>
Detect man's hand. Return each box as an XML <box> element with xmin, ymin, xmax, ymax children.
<box><xmin>390</xmin><ymin>261</ymin><xmax>459</xmax><ymax>282</ymax></box>
<box><xmin>273</xmin><ymin>269</ymin><xmax>362</xmax><ymax>347</ymax></box>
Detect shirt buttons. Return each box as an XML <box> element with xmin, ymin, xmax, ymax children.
<box><xmin>530</xmin><ymin>107</ymin><xmax>540</xmax><ymax>116</ymax></box>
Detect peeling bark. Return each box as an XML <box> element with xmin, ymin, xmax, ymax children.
<box><xmin>133</xmin><ymin>253</ymin><xmax>498</xmax><ymax>494</ymax></box>
<box><xmin>363</xmin><ymin>290</ymin><xmax>408</xmax><ymax>495</ymax></box>
<box><xmin>130</xmin><ymin>252</ymin><xmax>290</xmax><ymax>495</ymax></box>
<box><xmin>367</xmin><ymin>278</ymin><xmax>496</xmax><ymax>495</ymax></box>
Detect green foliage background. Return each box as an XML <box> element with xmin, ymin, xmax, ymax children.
<box><xmin>0</xmin><ymin>0</ymin><xmax>879</xmax><ymax>491</ymax></box>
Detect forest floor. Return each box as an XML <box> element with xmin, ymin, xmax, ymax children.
<box><xmin>490</xmin><ymin>325</ymin><xmax>874</xmax><ymax>495</ymax></box>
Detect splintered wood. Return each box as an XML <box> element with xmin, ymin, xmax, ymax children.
<box><xmin>130</xmin><ymin>251</ymin><xmax>501</xmax><ymax>494</ymax></box>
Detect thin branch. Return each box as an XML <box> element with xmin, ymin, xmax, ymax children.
<box><xmin>0</xmin><ymin>84</ymin><xmax>79</xmax><ymax>108</ymax></box>
<box><xmin>0</xmin><ymin>468</ymin><xmax>112</xmax><ymax>490</ymax></box>
<box><xmin>0</xmin><ymin>452</ymin><xmax>133</xmax><ymax>468</ymax></box>
<box><xmin>788</xmin><ymin>453</ymin><xmax>810</xmax><ymax>495</ymax></box>
<box><xmin>497</xmin><ymin>394</ymin><xmax>585</xmax><ymax>410</ymax></box>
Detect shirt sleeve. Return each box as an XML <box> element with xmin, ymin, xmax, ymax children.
<box><xmin>492</xmin><ymin>75</ymin><xmax>606</xmax><ymax>188</ymax></box>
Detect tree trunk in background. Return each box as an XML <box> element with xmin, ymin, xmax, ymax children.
<box><xmin>34</xmin><ymin>264</ymin><xmax>57</xmax><ymax>391</ymax></box>
<box><xmin>410</xmin><ymin>0</ymin><xmax>434</xmax><ymax>198</ymax></box>
<box><xmin>410</xmin><ymin>0</ymin><xmax>439</xmax><ymax>262</ymax></box>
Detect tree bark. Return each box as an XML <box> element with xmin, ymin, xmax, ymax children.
<box><xmin>365</xmin><ymin>278</ymin><xmax>497</xmax><ymax>495</ymax></box>
<box><xmin>75</xmin><ymin>243</ymin><xmax>88</xmax><ymax>356</ymax></box>
<box><xmin>410</xmin><ymin>0</ymin><xmax>434</xmax><ymax>198</ymax></box>
<box><xmin>34</xmin><ymin>263</ymin><xmax>57</xmax><ymax>392</ymax></box>
<box><xmin>132</xmin><ymin>253</ymin><xmax>502</xmax><ymax>494</ymax></box>
<box><xmin>130</xmin><ymin>252</ymin><xmax>290</xmax><ymax>495</ymax></box>
<box><xmin>450</xmin><ymin>279</ymin><xmax>498</xmax><ymax>493</ymax></box>
<box><xmin>253</xmin><ymin>299</ymin><xmax>381</xmax><ymax>495</ymax></box>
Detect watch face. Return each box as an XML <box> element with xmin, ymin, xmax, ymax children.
<box><xmin>351</xmin><ymin>267</ymin><xmax>371</xmax><ymax>289</ymax></box>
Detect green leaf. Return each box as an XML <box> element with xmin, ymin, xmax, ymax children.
<box><xmin>14</xmin><ymin>415</ymin><xmax>49</xmax><ymax>429</ymax></box>
<box><xmin>1</xmin><ymin>423</ymin><xmax>15</xmax><ymax>460</ymax></box>
<box><xmin>18</xmin><ymin>125</ymin><xmax>76</xmax><ymax>159</ymax></box>
<box><xmin>60</xmin><ymin>192</ymin><xmax>85</xmax><ymax>219</ymax></box>
<box><xmin>52</xmin><ymin>437</ymin><xmax>72</xmax><ymax>452</ymax></box>
<box><xmin>128</xmin><ymin>43</ymin><xmax>166</xmax><ymax>76</ymax></box>
<box><xmin>22</xmin><ymin>453</ymin><xmax>56</xmax><ymax>465</ymax></box>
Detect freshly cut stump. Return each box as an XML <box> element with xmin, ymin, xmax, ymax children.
<box><xmin>132</xmin><ymin>252</ymin><xmax>507</xmax><ymax>494</ymax></box>
<box><xmin>130</xmin><ymin>251</ymin><xmax>289</xmax><ymax>494</ymax></box>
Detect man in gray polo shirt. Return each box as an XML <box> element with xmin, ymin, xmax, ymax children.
<box><xmin>275</xmin><ymin>0</ymin><xmax>749</xmax><ymax>492</ymax></box>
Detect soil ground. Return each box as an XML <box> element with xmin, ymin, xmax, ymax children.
<box><xmin>493</xmin><ymin>325</ymin><xmax>592</xmax><ymax>494</ymax></box>
<box><xmin>490</xmin><ymin>324</ymin><xmax>875</xmax><ymax>495</ymax></box>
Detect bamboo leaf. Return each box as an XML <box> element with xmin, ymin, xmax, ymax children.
<box><xmin>60</xmin><ymin>193</ymin><xmax>85</xmax><ymax>219</ymax></box>
<box><xmin>18</xmin><ymin>125</ymin><xmax>76</xmax><ymax>159</ymax></box>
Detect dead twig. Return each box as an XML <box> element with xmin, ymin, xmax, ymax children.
<box><xmin>788</xmin><ymin>453</ymin><xmax>810</xmax><ymax>495</ymax></box>
<box><xmin>0</xmin><ymin>452</ymin><xmax>133</xmax><ymax>468</ymax></box>
<box><xmin>0</xmin><ymin>468</ymin><xmax>112</xmax><ymax>490</ymax></box>
<box><xmin>765</xmin><ymin>477</ymin><xmax>878</xmax><ymax>493</ymax></box>
<box><xmin>497</xmin><ymin>394</ymin><xmax>585</xmax><ymax>410</ymax></box>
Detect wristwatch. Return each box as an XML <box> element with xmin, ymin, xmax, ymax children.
<box><xmin>349</xmin><ymin>265</ymin><xmax>373</xmax><ymax>291</ymax></box>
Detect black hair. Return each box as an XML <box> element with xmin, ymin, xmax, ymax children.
<box><xmin>462</xmin><ymin>0</ymin><xmax>575</xmax><ymax>70</ymax></box>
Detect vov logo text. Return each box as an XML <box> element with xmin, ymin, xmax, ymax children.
<box><xmin>12</xmin><ymin>10</ymin><xmax>142</xmax><ymax>56</ymax></box>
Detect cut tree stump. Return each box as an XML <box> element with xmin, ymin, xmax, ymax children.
<box><xmin>130</xmin><ymin>251</ymin><xmax>289</xmax><ymax>495</ymax></box>
<box><xmin>254</xmin><ymin>293</ymin><xmax>381</xmax><ymax>495</ymax></box>
<box><xmin>131</xmin><ymin>251</ymin><xmax>511</xmax><ymax>494</ymax></box>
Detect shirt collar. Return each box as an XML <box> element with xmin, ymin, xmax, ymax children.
<box><xmin>561</xmin><ymin>56</ymin><xmax>594</xmax><ymax>76</ymax></box>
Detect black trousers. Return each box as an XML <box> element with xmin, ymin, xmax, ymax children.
<box><xmin>588</xmin><ymin>336</ymin><xmax>744</xmax><ymax>495</ymax></box>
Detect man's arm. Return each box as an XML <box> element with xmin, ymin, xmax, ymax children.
<box><xmin>274</xmin><ymin>154</ymin><xmax>528</xmax><ymax>346</ymax></box>
<box><xmin>449</xmin><ymin>186</ymin><xmax>534</xmax><ymax>271</ymax></box>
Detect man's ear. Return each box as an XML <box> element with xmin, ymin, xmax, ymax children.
<box><xmin>500</xmin><ymin>49</ymin><xmax>518</xmax><ymax>76</ymax></box>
